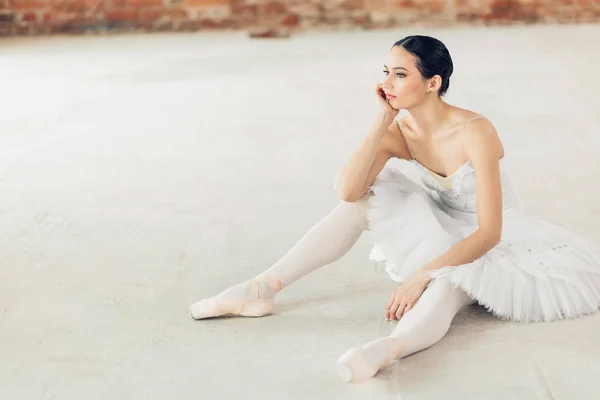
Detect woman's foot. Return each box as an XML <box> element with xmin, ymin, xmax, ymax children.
<box><xmin>189</xmin><ymin>273</ymin><xmax>285</xmax><ymax>320</ymax></box>
<box><xmin>336</xmin><ymin>337</ymin><xmax>404</xmax><ymax>383</ymax></box>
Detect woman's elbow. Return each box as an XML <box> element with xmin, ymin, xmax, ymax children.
<box><xmin>334</xmin><ymin>173</ymin><xmax>367</xmax><ymax>202</ymax></box>
<box><xmin>337</xmin><ymin>187</ymin><xmax>364</xmax><ymax>203</ymax></box>
<box><xmin>338</xmin><ymin>191</ymin><xmax>360</xmax><ymax>203</ymax></box>
<box><xmin>482</xmin><ymin>229</ymin><xmax>502</xmax><ymax>248</ymax></box>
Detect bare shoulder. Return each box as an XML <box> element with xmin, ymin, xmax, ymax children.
<box><xmin>462</xmin><ymin>114</ymin><xmax>505</xmax><ymax>161</ymax></box>
<box><xmin>381</xmin><ymin>116</ymin><xmax>412</xmax><ymax>160</ymax></box>
<box><xmin>396</xmin><ymin>114</ymin><xmax>413</xmax><ymax>136</ymax></box>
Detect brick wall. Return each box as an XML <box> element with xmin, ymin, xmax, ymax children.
<box><xmin>1</xmin><ymin>0</ymin><xmax>599</xmax><ymax>36</ymax></box>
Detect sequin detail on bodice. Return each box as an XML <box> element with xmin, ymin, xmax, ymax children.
<box><xmin>412</xmin><ymin>159</ymin><xmax>520</xmax><ymax>213</ymax></box>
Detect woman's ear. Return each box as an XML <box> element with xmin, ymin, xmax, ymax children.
<box><xmin>427</xmin><ymin>75</ymin><xmax>442</xmax><ymax>93</ymax></box>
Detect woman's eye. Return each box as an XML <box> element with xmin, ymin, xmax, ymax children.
<box><xmin>383</xmin><ymin>70</ymin><xmax>389</xmax><ymax>75</ymax></box>
<box><xmin>396</xmin><ymin>73</ymin><xmax>405</xmax><ymax>78</ymax></box>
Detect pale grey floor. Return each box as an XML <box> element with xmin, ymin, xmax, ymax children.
<box><xmin>1</xmin><ymin>24</ymin><xmax>600</xmax><ymax>400</ymax></box>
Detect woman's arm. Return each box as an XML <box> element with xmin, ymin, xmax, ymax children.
<box><xmin>420</xmin><ymin>118</ymin><xmax>505</xmax><ymax>276</ymax></box>
<box><xmin>336</xmin><ymin>84</ymin><xmax>411</xmax><ymax>202</ymax></box>
<box><xmin>336</xmin><ymin>113</ymin><xmax>397</xmax><ymax>202</ymax></box>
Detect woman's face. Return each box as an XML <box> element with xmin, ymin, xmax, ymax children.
<box><xmin>382</xmin><ymin>46</ymin><xmax>431</xmax><ymax>110</ymax></box>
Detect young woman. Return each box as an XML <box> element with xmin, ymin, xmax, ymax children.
<box><xmin>189</xmin><ymin>35</ymin><xmax>600</xmax><ymax>384</ymax></box>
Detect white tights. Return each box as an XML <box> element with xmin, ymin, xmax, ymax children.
<box><xmin>189</xmin><ymin>194</ymin><xmax>475</xmax><ymax>382</ymax></box>
<box><xmin>336</xmin><ymin>278</ymin><xmax>475</xmax><ymax>383</ymax></box>
<box><xmin>262</xmin><ymin>197</ymin><xmax>369</xmax><ymax>286</ymax></box>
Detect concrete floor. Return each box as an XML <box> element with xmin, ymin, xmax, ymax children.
<box><xmin>1</xmin><ymin>24</ymin><xmax>600</xmax><ymax>400</ymax></box>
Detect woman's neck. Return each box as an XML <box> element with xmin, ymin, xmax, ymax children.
<box><xmin>407</xmin><ymin>98</ymin><xmax>453</xmax><ymax>139</ymax></box>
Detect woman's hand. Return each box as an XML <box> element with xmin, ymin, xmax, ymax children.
<box><xmin>385</xmin><ymin>269</ymin><xmax>431</xmax><ymax>321</ymax></box>
<box><xmin>375</xmin><ymin>83</ymin><xmax>399</xmax><ymax>119</ymax></box>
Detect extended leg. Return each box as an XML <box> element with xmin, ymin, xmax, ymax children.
<box><xmin>336</xmin><ymin>279</ymin><xmax>475</xmax><ymax>383</ymax></box>
<box><xmin>189</xmin><ymin>196</ymin><xmax>370</xmax><ymax>319</ymax></box>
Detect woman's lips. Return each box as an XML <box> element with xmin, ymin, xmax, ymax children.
<box><xmin>385</xmin><ymin>93</ymin><xmax>397</xmax><ymax>99</ymax></box>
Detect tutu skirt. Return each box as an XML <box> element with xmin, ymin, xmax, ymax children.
<box><xmin>366</xmin><ymin>165</ymin><xmax>600</xmax><ymax>323</ymax></box>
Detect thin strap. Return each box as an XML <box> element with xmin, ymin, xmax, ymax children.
<box><xmin>462</xmin><ymin>115</ymin><xmax>487</xmax><ymax>134</ymax></box>
<box><xmin>461</xmin><ymin>115</ymin><xmax>488</xmax><ymax>160</ymax></box>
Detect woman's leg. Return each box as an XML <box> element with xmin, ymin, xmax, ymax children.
<box><xmin>189</xmin><ymin>195</ymin><xmax>370</xmax><ymax>319</ymax></box>
<box><xmin>336</xmin><ymin>279</ymin><xmax>476</xmax><ymax>383</ymax></box>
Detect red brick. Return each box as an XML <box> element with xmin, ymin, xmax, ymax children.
<box><xmin>137</xmin><ymin>20</ymin><xmax>154</xmax><ymax>29</ymax></box>
<box><xmin>154</xmin><ymin>20</ymin><xmax>171</xmax><ymax>29</ymax></box>
<box><xmin>15</xmin><ymin>24</ymin><xmax>31</xmax><ymax>33</ymax></box>
<box><xmin>457</xmin><ymin>11</ymin><xmax>480</xmax><ymax>22</ymax></box>
<box><xmin>141</xmin><ymin>9</ymin><xmax>160</xmax><ymax>20</ymax></box>
<box><xmin>141</xmin><ymin>8</ymin><xmax>187</xmax><ymax>20</ymax></box>
<box><xmin>42</xmin><ymin>11</ymin><xmax>67</xmax><ymax>23</ymax></box>
<box><xmin>350</xmin><ymin>16</ymin><xmax>365</xmax><ymax>25</ymax></box>
<box><xmin>5</xmin><ymin>0</ymin><xmax>600</xmax><ymax>37</ymax></box>
<box><xmin>0</xmin><ymin>22</ymin><xmax>12</xmax><ymax>35</ymax></box>
<box><xmin>105</xmin><ymin>9</ymin><xmax>138</xmax><ymax>20</ymax></box>
<box><xmin>365</xmin><ymin>0</ymin><xmax>387</xmax><ymax>11</ymax></box>
<box><xmin>394</xmin><ymin>0</ymin><xmax>418</xmax><ymax>8</ymax></box>
<box><xmin>264</xmin><ymin>1</ymin><xmax>287</xmax><ymax>15</ymax></box>
<box><xmin>55</xmin><ymin>18</ymin><xmax>96</xmax><ymax>32</ymax></box>
<box><xmin>217</xmin><ymin>17</ymin><xmax>234</xmax><ymax>28</ymax></box>
<box><xmin>184</xmin><ymin>0</ymin><xmax>227</xmax><ymax>7</ymax></box>
<box><xmin>489</xmin><ymin>0</ymin><xmax>515</xmax><ymax>19</ymax></box>
<box><xmin>323</xmin><ymin>8</ymin><xmax>346</xmax><ymax>23</ymax></box>
<box><xmin>424</xmin><ymin>1</ymin><xmax>445</xmax><ymax>13</ymax></box>
<box><xmin>248</xmin><ymin>27</ymin><xmax>290</xmax><ymax>38</ymax></box>
<box><xmin>163</xmin><ymin>8</ymin><xmax>187</xmax><ymax>18</ymax></box>
<box><xmin>22</xmin><ymin>11</ymin><xmax>38</xmax><ymax>20</ymax></box>
<box><xmin>281</xmin><ymin>13</ymin><xmax>299</xmax><ymax>26</ymax></box>
<box><xmin>575</xmin><ymin>0</ymin><xmax>600</xmax><ymax>6</ymax></box>
<box><xmin>11</xmin><ymin>0</ymin><xmax>47</xmax><ymax>10</ymax></box>
<box><xmin>341</xmin><ymin>0</ymin><xmax>364</xmax><ymax>10</ymax></box>
<box><xmin>487</xmin><ymin>0</ymin><xmax>542</xmax><ymax>21</ymax></box>
<box><xmin>231</xmin><ymin>0</ymin><xmax>257</xmax><ymax>16</ymax></box>
<box><xmin>50</xmin><ymin>0</ymin><xmax>87</xmax><ymax>6</ymax></box>
<box><xmin>128</xmin><ymin>0</ymin><xmax>162</xmax><ymax>7</ymax></box>
<box><xmin>197</xmin><ymin>18</ymin><xmax>215</xmax><ymax>28</ymax></box>
<box><xmin>52</xmin><ymin>0</ymin><xmax>88</xmax><ymax>12</ymax></box>
<box><xmin>288</xmin><ymin>3</ymin><xmax>320</xmax><ymax>18</ymax></box>
<box><xmin>249</xmin><ymin>28</ymin><xmax>275</xmax><ymax>37</ymax></box>
<box><xmin>179</xmin><ymin>18</ymin><xmax>213</xmax><ymax>30</ymax></box>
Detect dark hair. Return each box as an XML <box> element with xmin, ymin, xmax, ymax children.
<box><xmin>392</xmin><ymin>35</ymin><xmax>453</xmax><ymax>97</ymax></box>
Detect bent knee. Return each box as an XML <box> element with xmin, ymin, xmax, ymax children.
<box><xmin>334</xmin><ymin>194</ymin><xmax>370</xmax><ymax>226</ymax></box>
<box><xmin>425</xmin><ymin>279</ymin><xmax>475</xmax><ymax>308</ymax></box>
<box><xmin>339</xmin><ymin>192</ymin><xmax>370</xmax><ymax>210</ymax></box>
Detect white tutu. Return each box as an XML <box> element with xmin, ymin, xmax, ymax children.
<box><xmin>366</xmin><ymin>159</ymin><xmax>600</xmax><ymax>323</ymax></box>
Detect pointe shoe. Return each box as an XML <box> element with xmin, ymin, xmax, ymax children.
<box><xmin>336</xmin><ymin>347</ymin><xmax>378</xmax><ymax>383</ymax></box>
<box><xmin>189</xmin><ymin>274</ymin><xmax>284</xmax><ymax>320</ymax></box>
<box><xmin>189</xmin><ymin>296</ymin><xmax>274</xmax><ymax>320</ymax></box>
<box><xmin>336</xmin><ymin>338</ymin><xmax>399</xmax><ymax>383</ymax></box>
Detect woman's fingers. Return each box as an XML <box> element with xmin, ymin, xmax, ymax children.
<box><xmin>386</xmin><ymin>294</ymin><xmax>395</xmax><ymax>309</ymax></box>
<box><xmin>403</xmin><ymin>301</ymin><xmax>414</xmax><ymax>316</ymax></box>
<box><xmin>385</xmin><ymin>295</ymin><xmax>394</xmax><ymax>320</ymax></box>
<box><xmin>387</xmin><ymin>286</ymin><xmax>412</xmax><ymax>321</ymax></box>
<box><xmin>388</xmin><ymin>297</ymin><xmax>402</xmax><ymax>321</ymax></box>
<box><xmin>385</xmin><ymin>293</ymin><xmax>395</xmax><ymax>320</ymax></box>
<box><xmin>395</xmin><ymin>300</ymin><xmax>407</xmax><ymax>320</ymax></box>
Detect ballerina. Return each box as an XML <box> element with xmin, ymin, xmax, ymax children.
<box><xmin>189</xmin><ymin>35</ymin><xmax>600</xmax><ymax>384</ymax></box>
